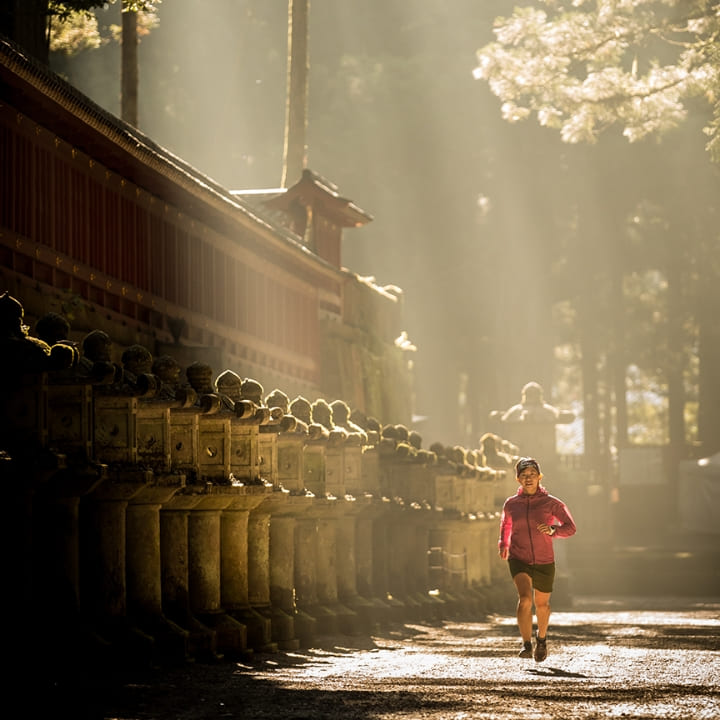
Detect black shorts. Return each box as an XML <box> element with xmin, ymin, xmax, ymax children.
<box><xmin>508</xmin><ymin>558</ymin><xmax>556</xmax><ymax>593</ymax></box>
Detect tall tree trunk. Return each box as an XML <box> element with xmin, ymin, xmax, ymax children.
<box><xmin>2</xmin><ymin>0</ymin><xmax>50</xmax><ymax>63</ymax></box>
<box><xmin>697</xmin><ymin>275</ymin><xmax>720</xmax><ymax>455</ymax></box>
<box><xmin>578</xmin><ymin>299</ymin><xmax>601</xmax><ymax>466</ymax></box>
<box><xmin>610</xmin><ymin>268</ymin><xmax>628</xmax><ymax>449</ymax></box>
<box><xmin>281</xmin><ymin>0</ymin><xmax>309</xmax><ymax>187</ymax></box>
<box><xmin>572</xmin><ymin>165</ymin><xmax>604</xmax><ymax>469</ymax></box>
<box><xmin>665</xmin><ymin>231</ymin><xmax>688</xmax><ymax>500</ymax></box>
<box><xmin>665</xmin><ymin>230</ymin><xmax>685</xmax><ymax>469</ymax></box>
<box><xmin>121</xmin><ymin>7</ymin><xmax>139</xmax><ymax>127</ymax></box>
<box><xmin>604</xmin><ymin>209</ymin><xmax>629</xmax><ymax>453</ymax></box>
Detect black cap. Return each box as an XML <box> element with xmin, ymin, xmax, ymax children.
<box><xmin>516</xmin><ymin>457</ymin><xmax>540</xmax><ymax>476</ymax></box>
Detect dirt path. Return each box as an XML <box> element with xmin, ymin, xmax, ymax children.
<box><xmin>67</xmin><ymin>596</ymin><xmax>720</xmax><ymax>719</ymax></box>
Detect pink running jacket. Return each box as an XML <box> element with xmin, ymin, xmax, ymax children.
<box><xmin>498</xmin><ymin>485</ymin><xmax>576</xmax><ymax>565</ymax></box>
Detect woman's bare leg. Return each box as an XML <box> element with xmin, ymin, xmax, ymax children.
<box><xmin>534</xmin><ymin>589</ymin><xmax>551</xmax><ymax>639</ymax></box>
<box><xmin>513</xmin><ymin>572</ymin><xmax>534</xmax><ymax>642</ymax></box>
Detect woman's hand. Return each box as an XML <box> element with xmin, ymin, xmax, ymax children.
<box><xmin>499</xmin><ymin>546</ymin><xmax>509</xmax><ymax>560</ymax></box>
<box><xmin>537</xmin><ymin>522</ymin><xmax>555</xmax><ymax>536</ymax></box>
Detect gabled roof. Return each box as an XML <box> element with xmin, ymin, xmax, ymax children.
<box><xmin>229</xmin><ymin>188</ymin><xmax>290</xmax><ymax>228</ymax></box>
<box><xmin>259</xmin><ymin>169</ymin><xmax>374</xmax><ymax>229</ymax></box>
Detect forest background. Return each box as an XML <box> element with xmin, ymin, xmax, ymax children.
<box><xmin>6</xmin><ymin>0</ymin><xmax>720</xmax><ymax>475</ymax></box>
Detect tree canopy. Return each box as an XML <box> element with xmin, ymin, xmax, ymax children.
<box><xmin>50</xmin><ymin>0</ymin><xmax>157</xmax><ymax>18</ymax></box>
<box><xmin>474</xmin><ymin>0</ymin><xmax>720</xmax><ymax>459</ymax></box>
<box><xmin>474</xmin><ymin>0</ymin><xmax>720</xmax><ymax>161</ymax></box>
<box><xmin>0</xmin><ymin>1</ymin><xmax>158</xmax><ymax>62</ymax></box>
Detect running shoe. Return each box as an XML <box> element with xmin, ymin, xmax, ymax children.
<box><xmin>534</xmin><ymin>636</ymin><xmax>547</xmax><ymax>662</ymax></box>
<box><xmin>518</xmin><ymin>641</ymin><xmax>533</xmax><ymax>658</ymax></box>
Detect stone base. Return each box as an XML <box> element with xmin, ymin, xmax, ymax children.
<box><xmin>270</xmin><ymin>606</ymin><xmax>297</xmax><ymax>646</ymax></box>
<box><xmin>136</xmin><ymin>613</ymin><xmax>191</xmax><ymax>664</ymax></box>
<box><xmin>196</xmin><ymin>611</ymin><xmax>249</xmax><ymax>659</ymax></box>
<box><xmin>94</xmin><ymin>618</ymin><xmax>156</xmax><ymax>669</ymax></box>
<box><xmin>231</xmin><ymin>606</ymin><xmax>277</xmax><ymax>653</ymax></box>
<box><xmin>294</xmin><ymin>608</ymin><xmax>318</xmax><ymax>647</ymax></box>
<box><xmin>341</xmin><ymin>594</ymin><xmax>381</xmax><ymax>633</ymax></box>
<box><xmin>167</xmin><ymin>610</ymin><xmax>222</xmax><ymax>662</ymax></box>
<box><xmin>299</xmin><ymin>603</ymin><xmax>340</xmax><ymax>636</ymax></box>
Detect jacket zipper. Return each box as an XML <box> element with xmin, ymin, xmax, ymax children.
<box><xmin>526</xmin><ymin>495</ymin><xmax>535</xmax><ymax>564</ymax></box>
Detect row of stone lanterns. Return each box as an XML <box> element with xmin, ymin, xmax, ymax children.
<box><xmin>1</xmin><ymin>292</ymin><xmax>517</xmax><ymax>669</ymax></box>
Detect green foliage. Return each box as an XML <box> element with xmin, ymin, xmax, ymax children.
<box><xmin>49</xmin><ymin>0</ymin><xmax>158</xmax><ymax>19</ymax></box>
<box><xmin>49</xmin><ymin>2</ymin><xmax>109</xmax><ymax>23</ymax></box>
<box><xmin>49</xmin><ymin>10</ymin><xmax>102</xmax><ymax>53</ymax></box>
<box><xmin>474</xmin><ymin>0</ymin><xmax>720</xmax><ymax>160</ymax></box>
<box><xmin>49</xmin><ymin>1</ymin><xmax>160</xmax><ymax>55</ymax></box>
<box><xmin>626</xmin><ymin>364</ymin><xmax>669</xmax><ymax>445</ymax></box>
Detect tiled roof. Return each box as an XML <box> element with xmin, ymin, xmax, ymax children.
<box><xmin>0</xmin><ymin>36</ymin><xmax>308</xmax><ymax>251</ymax></box>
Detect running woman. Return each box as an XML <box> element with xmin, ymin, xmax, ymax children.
<box><xmin>498</xmin><ymin>457</ymin><xmax>576</xmax><ymax>661</ymax></box>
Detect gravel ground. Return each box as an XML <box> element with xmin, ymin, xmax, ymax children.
<box><xmin>81</xmin><ymin>595</ymin><xmax>720</xmax><ymax>720</ymax></box>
